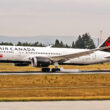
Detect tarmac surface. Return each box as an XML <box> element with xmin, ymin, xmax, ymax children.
<box><xmin>0</xmin><ymin>69</ymin><xmax>110</xmax><ymax>75</ymax></box>
<box><xmin>0</xmin><ymin>101</ymin><xmax>110</xmax><ymax>110</ymax></box>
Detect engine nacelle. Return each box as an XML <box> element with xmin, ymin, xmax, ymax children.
<box><xmin>14</xmin><ymin>63</ymin><xmax>30</xmax><ymax>66</ymax></box>
<box><xmin>31</xmin><ymin>57</ymin><xmax>51</xmax><ymax>67</ymax></box>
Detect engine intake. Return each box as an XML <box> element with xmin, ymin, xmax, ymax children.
<box><xmin>31</xmin><ymin>57</ymin><xmax>51</xmax><ymax>67</ymax></box>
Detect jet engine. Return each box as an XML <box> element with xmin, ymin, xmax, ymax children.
<box><xmin>31</xmin><ymin>57</ymin><xmax>51</xmax><ymax>67</ymax></box>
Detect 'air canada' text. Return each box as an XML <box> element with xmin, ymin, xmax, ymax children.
<box><xmin>0</xmin><ymin>47</ymin><xmax>35</xmax><ymax>51</ymax></box>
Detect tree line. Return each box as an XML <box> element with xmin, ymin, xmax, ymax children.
<box><xmin>0</xmin><ymin>33</ymin><xmax>96</xmax><ymax>49</ymax></box>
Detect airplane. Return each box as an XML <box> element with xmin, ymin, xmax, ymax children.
<box><xmin>0</xmin><ymin>37</ymin><xmax>110</xmax><ymax>72</ymax></box>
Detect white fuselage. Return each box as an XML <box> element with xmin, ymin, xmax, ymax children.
<box><xmin>0</xmin><ymin>45</ymin><xmax>110</xmax><ymax>65</ymax></box>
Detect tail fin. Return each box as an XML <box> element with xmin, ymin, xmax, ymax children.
<box><xmin>99</xmin><ymin>36</ymin><xmax>110</xmax><ymax>52</ymax></box>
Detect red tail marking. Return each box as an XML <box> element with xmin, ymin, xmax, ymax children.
<box><xmin>105</xmin><ymin>39</ymin><xmax>110</xmax><ymax>50</ymax></box>
<box><xmin>0</xmin><ymin>54</ymin><xmax>3</xmax><ymax>58</ymax></box>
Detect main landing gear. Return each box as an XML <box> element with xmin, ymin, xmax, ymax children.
<box><xmin>42</xmin><ymin>68</ymin><xmax>50</xmax><ymax>72</ymax></box>
<box><xmin>42</xmin><ymin>62</ymin><xmax>60</xmax><ymax>72</ymax></box>
<box><xmin>41</xmin><ymin>67</ymin><xmax>61</xmax><ymax>72</ymax></box>
<box><xmin>51</xmin><ymin>68</ymin><xmax>60</xmax><ymax>72</ymax></box>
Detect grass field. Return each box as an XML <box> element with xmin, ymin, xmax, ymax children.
<box><xmin>0</xmin><ymin>74</ymin><xmax>110</xmax><ymax>101</ymax></box>
<box><xmin>0</xmin><ymin>63</ymin><xmax>110</xmax><ymax>101</ymax></box>
<box><xmin>0</xmin><ymin>63</ymin><xmax>110</xmax><ymax>72</ymax></box>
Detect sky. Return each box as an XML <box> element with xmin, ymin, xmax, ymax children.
<box><xmin>0</xmin><ymin>0</ymin><xmax>110</xmax><ymax>39</ymax></box>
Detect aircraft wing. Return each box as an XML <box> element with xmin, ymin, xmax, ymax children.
<box><xmin>50</xmin><ymin>46</ymin><xmax>110</xmax><ymax>62</ymax></box>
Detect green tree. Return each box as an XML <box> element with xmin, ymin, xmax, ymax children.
<box><xmin>72</xmin><ymin>41</ymin><xmax>75</xmax><ymax>48</ymax></box>
<box><xmin>81</xmin><ymin>33</ymin><xmax>95</xmax><ymax>49</ymax></box>
<box><xmin>75</xmin><ymin>35</ymin><xmax>83</xmax><ymax>48</ymax></box>
<box><xmin>60</xmin><ymin>41</ymin><xmax>64</xmax><ymax>47</ymax></box>
<box><xmin>75</xmin><ymin>33</ymin><xmax>95</xmax><ymax>49</ymax></box>
<box><xmin>16</xmin><ymin>41</ymin><xmax>22</xmax><ymax>46</ymax></box>
<box><xmin>53</xmin><ymin>39</ymin><xmax>60</xmax><ymax>47</ymax></box>
<box><xmin>0</xmin><ymin>42</ymin><xmax>13</xmax><ymax>46</ymax></box>
<box><xmin>53</xmin><ymin>39</ymin><xmax>71</xmax><ymax>48</ymax></box>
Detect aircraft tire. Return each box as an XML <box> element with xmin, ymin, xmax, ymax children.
<box><xmin>42</xmin><ymin>68</ymin><xmax>50</xmax><ymax>72</ymax></box>
<box><xmin>52</xmin><ymin>68</ymin><xmax>60</xmax><ymax>72</ymax></box>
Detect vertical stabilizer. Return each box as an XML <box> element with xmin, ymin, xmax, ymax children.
<box><xmin>98</xmin><ymin>36</ymin><xmax>110</xmax><ymax>52</ymax></box>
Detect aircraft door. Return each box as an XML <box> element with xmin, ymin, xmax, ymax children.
<box><xmin>12</xmin><ymin>46</ymin><xmax>21</xmax><ymax>60</ymax></box>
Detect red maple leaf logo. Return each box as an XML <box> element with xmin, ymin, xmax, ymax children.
<box><xmin>0</xmin><ymin>54</ymin><xmax>3</xmax><ymax>58</ymax></box>
<box><xmin>105</xmin><ymin>39</ymin><xmax>110</xmax><ymax>50</ymax></box>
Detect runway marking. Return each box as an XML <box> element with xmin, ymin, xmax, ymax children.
<box><xmin>0</xmin><ymin>86</ymin><xmax>110</xmax><ymax>90</ymax></box>
<box><xmin>0</xmin><ymin>72</ymin><xmax>110</xmax><ymax>75</ymax></box>
<box><xmin>0</xmin><ymin>69</ymin><xmax>110</xmax><ymax>75</ymax></box>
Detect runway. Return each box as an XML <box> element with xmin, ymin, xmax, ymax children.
<box><xmin>0</xmin><ymin>101</ymin><xmax>110</xmax><ymax>110</ymax></box>
<box><xmin>0</xmin><ymin>70</ymin><xmax>110</xmax><ymax>75</ymax></box>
